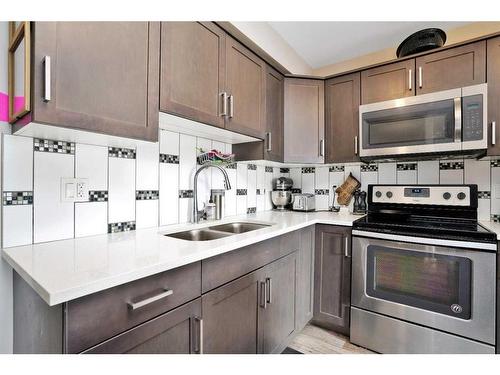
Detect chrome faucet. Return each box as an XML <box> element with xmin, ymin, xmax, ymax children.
<box><xmin>192</xmin><ymin>164</ymin><xmax>232</xmax><ymax>223</ymax></box>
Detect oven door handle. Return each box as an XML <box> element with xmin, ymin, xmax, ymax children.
<box><xmin>454</xmin><ymin>97</ymin><xmax>462</xmax><ymax>143</ymax></box>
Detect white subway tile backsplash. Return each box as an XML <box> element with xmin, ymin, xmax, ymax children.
<box><xmin>396</xmin><ymin>163</ymin><xmax>417</xmax><ymax>185</ymax></box>
<box><xmin>179</xmin><ymin>134</ymin><xmax>196</xmax><ymax>190</ymax></box>
<box><xmin>75</xmin><ymin>202</ymin><xmax>107</xmax><ymax>237</ymax></box>
<box><xmin>3</xmin><ymin>134</ymin><xmax>33</xmax><ymax>191</ymax></box>
<box><xmin>2</xmin><ymin>205</ymin><xmax>32</xmax><ymax>248</ymax></box>
<box><xmin>136</xmin><ymin>141</ymin><xmax>159</xmax><ymax>191</ymax></box>
<box><xmin>225</xmin><ymin>166</ymin><xmax>237</xmax><ymax>217</ymax></box>
<box><xmin>315</xmin><ymin>167</ymin><xmax>329</xmax><ymax>190</ymax></box>
<box><xmin>464</xmin><ymin>159</ymin><xmax>490</xmax><ymax>191</ymax></box>
<box><xmin>302</xmin><ymin>169</ymin><xmax>315</xmax><ymax>194</ymax></box>
<box><xmin>34</xmin><ymin>151</ymin><xmax>75</xmax><ymax>243</ymax></box>
<box><xmin>196</xmin><ymin>138</ymin><xmax>212</xmax><ymax>207</ymax></box>
<box><xmin>136</xmin><ymin>200</ymin><xmax>159</xmax><ymax>229</ymax></box>
<box><xmin>360</xmin><ymin>171</ymin><xmax>378</xmax><ymax>192</ymax></box>
<box><xmin>108</xmin><ymin>157</ymin><xmax>135</xmax><ymax>224</ymax></box>
<box><xmin>159</xmin><ymin>163</ymin><xmax>179</xmax><ymax>226</ymax></box>
<box><xmin>75</xmin><ymin>143</ymin><xmax>108</xmax><ymax>191</ymax></box>
<box><xmin>179</xmin><ymin>196</ymin><xmax>193</xmax><ymax>224</ymax></box>
<box><xmin>439</xmin><ymin>160</ymin><xmax>464</xmax><ymax>185</ymax></box>
<box><xmin>247</xmin><ymin>167</ymin><xmax>257</xmax><ymax>210</ymax></box>
<box><xmin>290</xmin><ymin>168</ymin><xmax>301</xmax><ymax>189</ymax></box>
<box><xmin>417</xmin><ymin>160</ymin><xmax>439</xmax><ymax>184</ymax></box>
<box><xmin>159</xmin><ymin>130</ymin><xmax>179</xmax><ymax>156</ymax></box>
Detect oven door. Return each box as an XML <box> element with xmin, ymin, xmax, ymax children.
<box><xmin>359</xmin><ymin>88</ymin><xmax>462</xmax><ymax>157</ymax></box>
<box><xmin>351</xmin><ymin>236</ymin><xmax>496</xmax><ymax>345</ymax></box>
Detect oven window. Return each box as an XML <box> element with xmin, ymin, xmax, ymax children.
<box><xmin>366</xmin><ymin>246</ymin><xmax>471</xmax><ymax>319</ymax></box>
<box><xmin>362</xmin><ymin>98</ymin><xmax>456</xmax><ymax>149</ymax></box>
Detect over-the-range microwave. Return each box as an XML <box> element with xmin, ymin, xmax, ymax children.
<box><xmin>359</xmin><ymin>83</ymin><xmax>487</xmax><ymax>160</ymax></box>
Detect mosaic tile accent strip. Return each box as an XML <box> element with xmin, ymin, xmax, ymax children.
<box><xmin>89</xmin><ymin>190</ymin><xmax>108</xmax><ymax>202</ymax></box>
<box><xmin>265</xmin><ymin>166</ymin><xmax>273</xmax><ymax>173</ymax></box>
<box><xmin>3</xmin><ymin>191</ymin><xmax>33</xmax><ymax>206</ymax></box>
<box><xmin>247</xmin><ymin>164</ymin><xmax>257</xmax><ymax>170</ymax></box>
<box><xmin>291</xmin><ymin>188</ymin><xmax>302</xmax><ymax>194</ymax></box>
<box><xmin>491</xmin><ymin>214</ymin><xmax>500</xmax><ymax>223</ymax></box>
<box><xmin>361</xmin><ymin>164</ymin><xmax>378</xmax><ymax>172</ymax></box>
<box><xmin>491</xmin><ymin>160</ymin><xmax>500</xmax><ymax>168</ymax></box>
<box><xmin>439</xmin><ymin>161</ymin><xmax>464</xmax><ymax>170</ymax></box>
<box><xmin>247</xmin><ymin>207</ymin><xmax>256</xmax><ymax>214</ymax></box>
<box><xmin>280</xmin><ymin>168</ymin><xmax>290</xmax><ymax>173</ymax></box>
<box><xmin>315</xmin><ymin>189</ymin><xmax>329</xmax><ymax>195</ymax></box>
<box><xmin>478</xmin><ymin>191</ymin><xmax>491</xmax><ymax>199</ymax></box>
<box><xmin>159</xmin><ymin>153</ymin><xmax>179</xmax><ymax>164</ymax></box>
<box><xmin>34</xmin><ymin>138</ymin><xmax>75</xmax><ymax>154</ymax></box>
<box><xmin>136</xmin><ymin>190</ymin><xmax>159</xmax><ymax>200</ymax></box>
<box><xmin>302</xmin><ymin>167</ymin><xmax>315</xmax><ymax>174</ymax></box>
<box><xmin>396</xmin><ymin>163</ymin><xmax>417</xmax><ymax>171</ymax></box>
<box><xmin>256</xmin><ymin>188</ymin><xmax>266</xmax><ymax>195</ymax></box>
<box><xmin>236</xmin><ymin>189</ymin><xmax>248</xmax><ymax>196</ymax></box>
<box><xmin>225</xmin><ymin>163</ymin><xmax>237</xmax><ymax>169</ymax></box>
<box><xmin>108</xmin><ymin>221</ymin><xmax>136</xmax><ymax>234</ymax></box>
<box><xmin>108</xmin><ymin>147</ymin><xmax>136</xmax><ymax>159</ymax></box>
<box><xmin>329</xmin><ymin>165</ymin><xmax>345</xmax><ymax>172</ymax></box>
<box><xmin>179</xmin><ymin>190</ymin><xmax>194</xmax><ymax>198</ymax></box>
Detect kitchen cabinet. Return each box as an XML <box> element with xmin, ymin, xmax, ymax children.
<box><xmin>487</xmin><ymin>36</ymin><xmax>500</xmax><ymax>155</ymax></box>
<box><xmin>160</xmin><ymin>22</ymin><xmax>226</xmax><ymax>128</ymax></box>
<box><xmin>295</xmin><ymin>226</ymin><xmax>315</xmax><ymax>330</ymax></box>
<box><xmin>83</xmin><ymin>299</ymin><xmax>202</xmax><ymax>354</ymax></box>
<box><xmin>13</xmin><ymin>22</ymin><xmax>160</xmax><ymax>142</ymax></box>
<box><xmin>313</xmin><ymin>225</ymin><xmax>352</xmax><ymax>335</ymax></box>
<box><xmin>415</xmin><ymin>40</ymin><xmax>486</xmax><ymax>95</ymax></box>
<box><xmin>361</xmin><ymin>59</ymin><xmax>415</xmax><ymax>104</ymax></box>
<box><xmin>284</xmin><ymin>78</ymin><xmax>325</xmax><ymax>163</ymax></box>
<box><xmin>325</xmin><ymin>72</ymin><xmax>361</xmax><ymax>163</ymax></box>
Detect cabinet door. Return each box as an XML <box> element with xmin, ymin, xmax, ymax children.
<box><xmin>259</xmin><ymin>252</ymin><xmax>297</xmax><ymax>354</ymax></box>
<box><xmin>31</xmin><ymin>22</ymin><xmax>159</xmax><ymax>141</ymax></box>
<box><xmin>284</xmin><ymin>78</ymin><xmax>325</xmax><ymax>163</ymax></box>
<box><xmin>361</xmin><ymin>59</ymin><xmax>415</xmax><ymax>104</ymax></box>
<box><xmin>487</xmin><ymin>37</ymin><xmax>500</xmax><ymax>155</ymax></box>
<box><xmin>160</xmin><ymin>22</ymin><xmax>226</xmax><ymax>128</ymax></box>
<box><xmin>225</xmin><ymin>36</ymin><xmax>266</xmax><ymax>138</ymax></box>
<box><xmin>325</xmin><ymin>73</ymin><xmax>360</xmax><ymax>163</ymax></box>
<box><xmin>83</xmin><ymin>299</ymin><xmax>202</xmax><ymax>354</ymax></box>
<box><xmin>202</xmin><ymin>270</ymin><xmax>262</xmax><ymax>354</ymax></box>
<box><xmin>295</xmin><ymin>225</ymin><xmax>315</xmax><ymax>330</ymax></box>
<box><xmin>313</xmin><ymin>225</ymin><xmax>352</xmax><ymax>335</ymax></box>
<box><xmin>416</xmin><ymin>41</ymin><xmax>486</xmax><ymax>95</ymax></box>
<box><xmin>264</xmin><ymin>65</ymin><xmax>284</xmax><ymax>162</ymax></box>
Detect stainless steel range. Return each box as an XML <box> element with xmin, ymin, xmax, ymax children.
<box><xmin>351</xmin><ymin>184</ymin><xmax>497</xmax><ymax>354</ymax></box>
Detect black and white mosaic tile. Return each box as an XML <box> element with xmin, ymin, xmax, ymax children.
<box><xmin>265</xmin><ymin>166</ymin><xmax>273</xmax><ymax>173</ymax></box>
<box><xmin>478</xmin><ymin>191</ymin><xmax>491</xmax><ymax>199</ymax></box>
<box><xmin>236</xmin><ymin>189</ymin><xmax>247</xmax><ymax>196</ymax></box>
<box><xmin>179</xmin><ymin>190</ymin><xmax>194</xmax><ymax>198</ymax></box>
<box><xmin>329</xmin><ymin>165</ymin><xmax>344</xmax><ymax>172</ymax></box>
<box><xmin>225</xmin><ymin>163</ymin><xmax>237</xmax><ymax>169</ymax></box>
<box><xmin>315</xmin><ymin>189</ymin><xmax>329</xmax><ymax>195</ymax></box>
<box><xmin>491</xmin><ymin>160</ymin><xmax>500</xmax><ymax>168</ymax></box>
<box><xmin>302</xmin><ymin>167</ymin><xmax>315</xmax><ymax>174</ymax></box>
<box><xmin>280</xmin><ymin>168</ymin><xmax>290</xmax><ymax>173</ymax></box>
<box><xmin>247</xmin><ymin>164</ymin><xmax>257</xmax><ymax>170</ymax></box>
<box><xmin>491</xmin><ymin>214</ymin><xmax>500</xmax><ymax>223</ymax></box>
<box><xmin>291</xmin><ymin>188</ymin><xmax>302</xmax><ymax>194</ymax></box>
<box><xmin>256</xmin><ymin>188</ymin><xmax>266</xmax><ymax>195</ymax></box>
<box><xmin>108</xmin><ymin>221</ymin><xmax>136</xmax><ymax>233</ymax></box>
<box><xmin>89</xmin><ymin>190</ymin><xmax>108</xmax><ymax>202</ymax></box>
<box><xmin>396</xmin><ymin>163</ymin><xmax>417</xmax><ymax>171</ymax></box>
<box><xmin>108</xmin><ymin>147</ymin><xmax>136</xmax><ymax>159</ymax></box>
<box><xmin>34</xmin><ymin>138</ymin><xmax>75</xmax><ymax>154</ymax></box>
<box><xmin>361</xmin><ymin>164</ymin><xmax>378</xmax><ymax>172</ymax></box>
<box><xmin>247</xmin><ymin>207</ymin><xmax>256</xmax><ymax>214</ymax></box>
<box><xmin>3</xmin><ymin>191</ymin><xmax>33</xmax><ymax>206</ymax></box>
<box><xmin>159</xmin><ymin>154</ymin><xmax>179</xmax><ymax>164</ymax></box>
<box><xmin>439</xmin><ymin>161</ymin><xmax>464</xmax><ymax>170</ymax></box>
<box><xmin>136</xmin><ymin>190</ymin><xmax>159</xmax><ymax>200</ymax></box>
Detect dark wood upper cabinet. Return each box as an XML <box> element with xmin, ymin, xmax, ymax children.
<box><xmin>313</xmin><ymin>225</ymin><xmax>352</xmax><ymax>335</ymax></box>
<box><xmin>264</xmin><ymin>65</ymin><xmax>284</xmax><ymax>161</ymax></box>
<box><xmin>160</xmin><ymin>22</ymin><xmax>226</xmax><ymax>128</ymax></box>
<box><xmin>22</xmin><ymin>22</ymin><xmax>160</xmax><ymax>142</ymax></box>
<box><xmin>325</xmin><ymin>72</ymin><xmax>360</xmax><ymax>164</ymax></box>
<box><xmin>224</xmin><ymin>36</ymin><xmax>266</xmax><ymax>139</ymax></box>
<box><xmin>487</xmin><ymin>36</ymin><xmax>500</xmax><ymax>156</ymax></box>
<box><xmin>361</xmin><ymin>59</ymin><xmax>415</xmax><ymax>104</ymax></box>
<box><xmin>284</xmin><ymin>78</ymin><xmax>325</xmax><ymax>163</ymax></box>
<box><xmin>415</xmin><ymin>40</ymin><xmax>486</xmax><ymax>95</ymax></box>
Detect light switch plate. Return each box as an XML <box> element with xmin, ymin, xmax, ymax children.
<box><xmin>61</xmin><ymin>177</ymin><xmax>89</xmax><ymax>202</ymax></box>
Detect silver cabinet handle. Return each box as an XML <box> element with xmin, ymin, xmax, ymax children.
<box><xmin>266</xmin><ymin>277</ymin><xmax>272</xmax><ymax>304</ymax></box>
<box><xmin>319</xmin><ymin>139</ymin><xmax>325</xmax><ymax>157</ymax></box>
<box><xmin>492</xmin><ymin>121</ymin><xmax>496</xmax><ymax>146</ymax></box>
<box><xmin>408</xmin><ymin>69</ymin><xmax>412</xmax><ymax>91</ymax></box>
<box><xmin>260</xmin><ymin>281</ymin><xmax>267</xmax><ymax>309</ymax></box>
<box><xmin>43</xmin><ymin>56</ymin><xmax>51</xmax><ymax>102</ymax></box>
<box><xmin>266</xmin><ymin>132</ymin><xmax>272</xmax><ymax>152</ymax></box>
<box><xmin>127</xmin><ymin>289</ymin><xmax>173</xmax><ymax>310</ymax></box>
<box><xmin>220</xmin><ymin>92</ymin><xmax>228</xmax><ymax>117</ymax></box>
<box><xmin>193</xmin><ymin>316</ymin><xmax>203</xmax><ymax>354</ymax></box>
<box><xmin>418</xmin><ymin>66</ymin><xmax>423</xmax><ymax>88</ymax></box>
<box><xmin>344</xmin><ymin>236</ymin><xmax>350</xmax><ymax>257</ymax></box>
<box><xmin>354</xmin><ymin>136</ymin><xmax>358</xmax><ymax>155</ymax></box>
<box><xmin>228</xmin><ymin>95</ymin><xmax>234</xmax><ymax>118</ymax></box>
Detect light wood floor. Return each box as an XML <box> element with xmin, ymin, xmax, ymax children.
<box><xmin>287</xmin><ymin>324</ymin><xmax>374</xmax><ymax>354</ymax></box>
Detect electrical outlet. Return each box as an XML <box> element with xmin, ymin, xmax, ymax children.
<box><xmin>76</xmin><ymin>178</ymin><xmax>89</xmax><ymax>202</ymax></box>
<box><xmin>61</xmin><ymin>177</ymin><xmax>89</xmax><ymax>202</ymax></box>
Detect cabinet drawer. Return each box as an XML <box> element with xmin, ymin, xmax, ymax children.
<box><xmin>65</xmin><ymin>262</ymin><xmax>201</xmax><ymax>353</ymax></box>
<box><xmin>202</xmin><ymin>231</ymin><xmax>299</xmax><ymax>293</ymax></box>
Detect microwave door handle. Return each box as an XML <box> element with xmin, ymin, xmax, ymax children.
<box><xmin>454</xmin><ymin>97</ymin><xmax>462</xmax><ymax>143</ymax></box>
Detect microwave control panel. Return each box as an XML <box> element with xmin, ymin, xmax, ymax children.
<box><xmin>462</xmin><ymin>94</ymin><xmax>484</xmax><ymax>142</ymax></box>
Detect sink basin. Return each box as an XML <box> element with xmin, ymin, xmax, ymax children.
<box><xmin>209</xmin><ymin>222</ymin><xmax>271</xmax><ymax>234</ymax></box>
<box><xmin>165</xmin><ymin>229</ymin><xmax>232</xmax><ymax>241</ymax></box>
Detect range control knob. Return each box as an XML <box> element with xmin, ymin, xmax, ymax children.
<box><xmin>375</xmin><ymin>191</ymin><xmax>382</xmax><ymax>198</ymax></box>
<box><xmin>386</xmin><ymin>191</ymin><xmax>393</xmax><ymax>198</ymax></box>
<box><xmin>443</xmin><ymin>192</ymin><xmax>451</xmax><ymax>200</ymax></box>
<box><xmin>457</xmin><ymin>192</ymin><xmax>466</xmax><ymax>200</ymax></box>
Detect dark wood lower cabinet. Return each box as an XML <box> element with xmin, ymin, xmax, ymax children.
<box><xmin>296</xmin><ymin>226</ymin><xmax>315</xmax><ymax>329</ymax></box>
<box><xmin>313</xmin><ymin>225</ymin><xmax>352</xmax><ymax>335</ymax></box>
<box><xmin>84</xmin><ymin>299</ymin><xmax>202</xmax><ymax>354</ymax></box>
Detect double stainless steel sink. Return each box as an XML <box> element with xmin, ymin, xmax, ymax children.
<box><xmin>165</xmin><ymin>222</ymin><xmax>272</xmax><ymax>241</ymax></box>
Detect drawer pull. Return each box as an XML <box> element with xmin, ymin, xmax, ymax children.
<box><xmin>127</xmin><ymin>289</ymin><xmax>173</xmax><ymax>310</ymax></box>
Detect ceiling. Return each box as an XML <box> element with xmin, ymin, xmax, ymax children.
<box><xmin>268</xmin><ymin>22</ymin><xmax>471</xmax><ymax>69</ymax></box>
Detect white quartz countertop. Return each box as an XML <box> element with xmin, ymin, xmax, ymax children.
<box><xmin>1</xmin><ymin>210</ymin><xmax>362</xmax><ymax>306</ymax></box>
<box><xmin>479</xmin><ymin>220</ymin><xmax>500</xmax><ymax>240</ymax></box>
